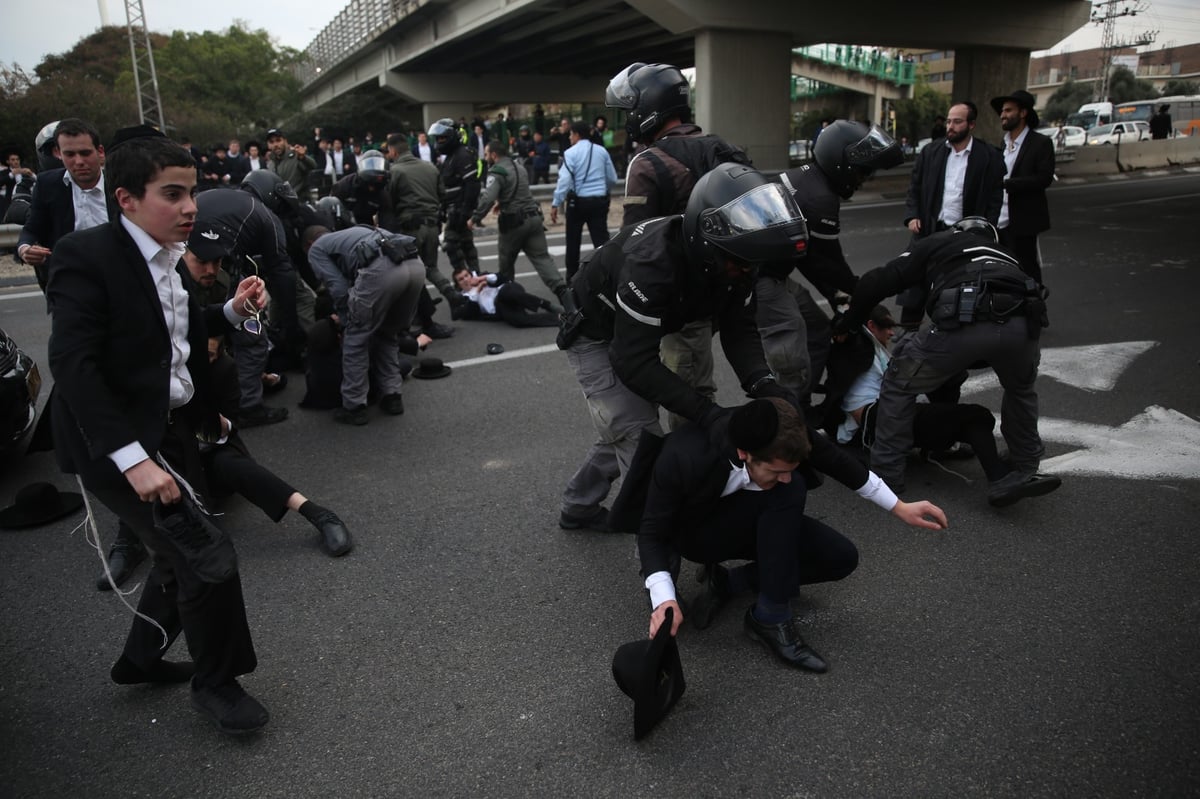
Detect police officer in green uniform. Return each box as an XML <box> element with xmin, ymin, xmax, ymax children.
<box><xmin>468</xmin><ymin>141</ymin><xmax>574</xmax><ymax>312</ymax></box>
<box><xmin>385</xmin><ymin>133</ymin><xmax>459</xmax><ymax>309</ymax></box>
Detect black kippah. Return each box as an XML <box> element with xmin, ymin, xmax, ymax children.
<box><xmin>108</xmin><ymin>125</ymin><xmax>166</xmax><ymax>151</ymax></box>
<box><xmin>729</xmin><ymin>399</ymin><xmax>779</xmax><ymax>454</ymax></box>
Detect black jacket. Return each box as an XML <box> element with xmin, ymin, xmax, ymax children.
<box><xmin>845</xmin><ymin>230</ymin><xmax>1025</xmax><ymax>329</ymax></box>
<box><xmin>47</xmin><ymin>218</ymin><xmax>230</xmax><ymax>490</ymax></box>
<box><xmin>1002</xmin><ymin>130</ymin><xmax>1055</xmax><ymax>235</ymax></box>
<box><xmin>636</xmin><ymin>417</ymin><xmax>869</xmax><ymax>577</ymax></box>
<box><xmin>904</xmin><ymin>137</ymin><xmax>1005</xmax><ymax>234</ymax></box>
<box><xmin>572</xmin><ymin>215</ymin><xmax>770</xmax><ymax>423</ymax></box>
<box><xmin>18</xmin><ymin>168</ymin><xmax>118</xmax><ymax>290</ymax></box>
<box><xmin>762</xmin><ymin>163</ymin><xmax>856</xmax><ymax>298</ymax></box>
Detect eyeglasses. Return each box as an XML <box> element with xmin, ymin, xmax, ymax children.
<box><xmin>241</xmin><ymin>255</ymin><xmax>264</xmax><ymax>335</ymax></box>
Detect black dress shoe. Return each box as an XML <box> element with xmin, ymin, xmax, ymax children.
<box><xmin>238</xmin><ymin>404</ymin><xmax>289</xmax><ymax>428</ymax></box>
<box><xmin>691</xmin><ymin>565</ymin><xmax>731</xmax><ymax>631</ymax></box>
<box><xmin>744</xmin><ymin>607</ymin><xmax>828</xmax><ymax>673</ymax></box>
<box><xmin>191</xmin><ymin>680</ymin><xmax>269</xmax><ymax>735</ymax></box>
<box><xmin>559</xmin><ymin>506</ymin><xmax>610</xmax><ymax>531</ymax></box>
<box><xmin>96</xmin><ymin>542</ymin><xmax>147</xmax><ymax>591</ymax></box>
<box><xmin>380</xmin><ymin>393</ymin><xmax>405</xmax><ymax>416</ymax></box>
<box><xmin>333</xmin><ymin>405</ymin><xmax>368</xmax><ymax>426</ymax></box>
<box><xmin>111</xmin><ymin>654</ymin><xmax>195</xmax><ymax>685</ymax></box>
<box><xmin>311</xmin><ymin>511</ymin><xmax>353</xmax><ymax>557</ymax></box>
<box><xmin>988</xmin><ymin>471</ymin><xmax>1062</xmax><ymax>507</ymax></box>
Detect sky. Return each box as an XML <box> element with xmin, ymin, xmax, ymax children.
<box><xmin>2</xmin><ymin>0</ymin><xmax>1198</xmax><ymax>74</ymax></box>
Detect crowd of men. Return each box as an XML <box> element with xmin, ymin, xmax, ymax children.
<box><xmin>11</xmin><ymin>59</ymin><xmax>1064</xmax><ymax>739</ymax></box>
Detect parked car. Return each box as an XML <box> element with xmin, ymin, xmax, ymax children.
<box><xmin>1037</xmin><ymin>125</ymin><xmax>1086</xmax><ymax>148</ymax></box>
<box><xmin>1085</xmin><ymin>121</ymin><xmax>1151</xmax><ymax>145</ymax></box>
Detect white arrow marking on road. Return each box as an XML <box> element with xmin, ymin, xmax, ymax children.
<box><xmin>1038</xmin><ymin>406</ymin><xmax>1200</xmax><ymax>479</ymax></box>
<box><xmin>961</xmin><ymin>340</ymin><xmax>1158</xmax><ymax>395</ymax></box>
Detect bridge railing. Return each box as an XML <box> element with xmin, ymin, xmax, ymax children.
<box><xmin>793</xmin><ymin>45</ymin><xmax>916</xmax><ymax>86</ymax></box>
<box><xmin>292</xmin><ymin>0</ymin><xmax>421</xmax><ymax>87</ymax></box>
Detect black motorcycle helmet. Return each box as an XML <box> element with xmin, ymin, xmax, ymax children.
<box><xmin>813</xmin><ymin>121</ymin><xmax>903</xmax><ymax>199</ymax></box>
<box><xmin>683</xmin><ymin>163</ymin><xmax>808</xmax><ymax>273</ymax></box>
<box><xmin>605</xmin><ymin>62</ymin><xmax>691</xmax><ymax>143</ymax></box>
<box><xmin>429</xmin><ymin>118</ymin><xmax>460</xmax><ymax>155</ymax></box>
<box><xmin>0</xmin><ymin>327</ymin><xmax>38</xmax><ymax>454</ymax></box>
<box><xmin>315</xmin><ymin>195</ymin><xmax>352</xmax><ymax>230</ymax></box>
<box><xmin>241</xmin><ymin>170</ymin><xmax>300</xmax><ymax>217</ymax></box>
<box><xmin>356</xmin><ymin>150</ymin><xmax>388</xmax><ymax>189</ymax></box>
<box><xmin>952</xmin><ymin>215</ymin><xmax>999</xmax><ymax>243</ymax></box>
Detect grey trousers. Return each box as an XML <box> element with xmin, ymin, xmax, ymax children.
<box><xmin>497</xmin><ymin>214</ymin><xmax>564</xmax><ymax>294</ymax></box>
<box><xmin>870</xmin><ymin>318</ymin><xmax>1044</xmax><ymax>483</ymax></box>
<box><xmin>562</xmin><ymin>335</ymin><xmax>662</xmax><ymax>516</ymax></box>
<box><xmin>341</xmin><ymin>256</ymin><xmax>425</xmax><ymax>409</ymax></box>
<box><xmin>755</xmin><ymin>275</ymin><xmax>833</xmax><ymax>405</ymax></box>
<box><xmin>410</xmin><ymin>223</ymin><xmax>453</xmax><ymax>298</ymax></box>
<box><xmin>659</xmin><ymin>319</ymin><xmax>716</xmax><ymax>432</ymax></box>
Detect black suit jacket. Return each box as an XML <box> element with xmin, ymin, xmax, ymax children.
<box><xmin>1002</xmin><ymin>129</ymin><xmax>1055</xmax><ymax>235</ymax></box>
<box><xmin>18</xmin><ymin>168</ymin><xmax>119</xmax><ymax>290</ymax></box>
<box><xmin>634</xmin><ymin>418</ymin><xmax>870</xmax><ymax>577</ymax></box>
<box><xmin>46</xmin><ymin>218</ymin><xmax>228</xmax><ymax>491</ymax></box>
<box><xmin>904</xmin><ymin>137</ymin><xmax>1006</xmax><ymax>235</ymax></box>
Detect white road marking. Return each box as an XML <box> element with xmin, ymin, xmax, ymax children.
<box><xmin>961</xmin><ymin>340</ymin><xmax>1158</xmax><ymax>395</ymax></box>
<box><xmin>1039</xmin><ymin>406</ymin><xmax>1200</xmax><ymax>479</ymax></box>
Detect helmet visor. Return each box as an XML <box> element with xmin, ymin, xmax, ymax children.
<box><xmin>845</xmin><ymin>124</ymin><xmax>903</xmax><ymax>171</ymax></box>
<box><xmin>703</xmin><ymin>183</ymin><xmax>803</xmax><ymax>239</ymax></box>
<box><xmin>605</xmin><ymin>63</ymin><xmax>647</xmax><ymax>109</ymax></box>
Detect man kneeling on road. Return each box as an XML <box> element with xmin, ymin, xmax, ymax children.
<box><xmin>636</xmin><ymin>398</ymin><xmax>947</xmax><ymax>672</ymax></box>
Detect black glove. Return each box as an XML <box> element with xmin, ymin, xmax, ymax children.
<box><xmin>830</xmin><ymin>312</ymin><xmax>854</xmax><ymax>339</ymax></box>
<box><xmin>749</xmin><ymin>379</ymin><xmax>800</xmax><ymax>410</ymax></box>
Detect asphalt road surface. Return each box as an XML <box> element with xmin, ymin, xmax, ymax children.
<box><xmin>2</xmin><ymin>171</ymin><xmax>1198</xmax><ymax>798</ymax></box>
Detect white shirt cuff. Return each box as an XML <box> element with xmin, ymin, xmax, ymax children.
<box><xmin>109</xmin><ymin>442</ymin><xmax>150</xmax><ymax>474</ymax></box>
<box><xmin>644</xmin><ymin>571</ymin><xmax>677</xmax><ymax>609</ymax></box>
<box><xmin>857</xmin><ymin>471</ymin><xmax>899</xmax><ymax>512</ymax></box>
<box><xmin>223</xmin><ymin>299</ymin><xmax>244</xmax><ymax>326</ymax></box>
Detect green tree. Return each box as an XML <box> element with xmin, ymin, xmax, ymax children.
<box><xmin>1044</xmin><ymin>78</ymin><xmax>1096</xmax><ymax>125</ymax></box>
<box><xmin>1160</xmin><ymin>79</ymin><xmax>1199</xmax><ymax>97</ymax></box>
<box><xmin>892</xmin><ymin>68</ymin><xmax>949</xmax><ymax>144</ymax></box>
<box><xmin>1106</xmin><ymin>66</ymin><xmax>1158</xmax><ymax>103</ymax></box>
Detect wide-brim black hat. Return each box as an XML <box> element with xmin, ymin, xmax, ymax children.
<box><xmin>612</xmin><ymin>606</ymin><xmax>686</xmax><ymax>740</ymax></box>
<box><xmin>990</xmin><ymin>90</ymin><xmax>1040</xmax><ymax>128</ymax></box>
<box><xmin>0</xmin><ymin>482</ymin><xmax>84</xmax><ymax>530</ymax></box>
<box><xmin>412</xmin><ymin>357</ymin><xmax>452</xmax><ymax>380</ymax></box>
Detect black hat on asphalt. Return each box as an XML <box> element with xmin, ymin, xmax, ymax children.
<box><xmin>611</xmin><ymin>606</ymin><xmax>686</xmax><ymax>740</ymax></box>
<box><xmin>0</xmin><ymin>483</ymin><xmax>84</xmax><ymax>530</ymax></box>
<box><xmin>412</xmin><ymin>357</ymin><xmax>452</xmax><ymax>379</ymax></box>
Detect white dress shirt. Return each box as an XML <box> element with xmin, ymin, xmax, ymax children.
<box><xmin>938</xmin><ymin>137</ymin><xmax>973</xmax><ymax>225</ymax></box>
<box><xmin>68</xmin><ymin>171</ymin><xmax>108</xmax><ymax>232</ymax></box>
<box><xmin>998</xmin><ymin>127</ymin><xmax>1029</xmax><ymax>229</ymax></box>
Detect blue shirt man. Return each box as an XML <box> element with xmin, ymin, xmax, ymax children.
<box><xmin>550</xmin><ymin>121</ymin><xmax>618</xmax><ymax>281</ymax></box>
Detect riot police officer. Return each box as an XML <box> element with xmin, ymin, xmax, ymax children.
<box><xmin>605</xmin><ymin>61</ymin><xmax>753</xmax><ymax>431</ymax></box>
<box><xmin>330</xmin><ymin>150</ymin><xmax>397</xmax><ymax>230</ymax></box>
<box><xmin>468</xmin><ymin>141</ymin><xmax>572</xmax><ymax>312</ymax></box>
<box><xmin>557</xmin><ymin>163</ymin><xmax>807</xmax><ymax>530</ymax></box>
<box><xmin>429</xmin><ymin>118</ymin><xmax>482</xmax><ymax>273</ymax></box>
<box><xmin>757</xmin><ymin>121</ymin><xmax>903</xmax><ymax>417</ymax></box>
<box><xmin>836</xmin><ymin>217</ymin><xmax>1059</xmax><ymax>506</ymax></box>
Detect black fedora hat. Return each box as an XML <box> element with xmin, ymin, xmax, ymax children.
<box><xmin>0</xmin><ymin>482</ymin><xmax>84</xmax><ymax>530</ymax></box>
<box><xmin>612</xmin><ymin>606</ymin><xmax>686</xmax><ymax>740</ymax></box>
<box><xmin>412</xmin><ymin>357</ymin><xmax>452</xmax><ymax>380</ymax></box>
<box><xmin>990</xmin><ymin>90</ymin><xmax>1040</xmax><ymax>128</ymax></box>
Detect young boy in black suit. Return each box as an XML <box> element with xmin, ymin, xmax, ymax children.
<box><xmin>46</xmin><ymin>126</ymin><xmax>273</xmax><ymax>735</ymax></box>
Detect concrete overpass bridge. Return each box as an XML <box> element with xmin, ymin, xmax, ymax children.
<box><xmin>296</xmin><ymin>0</ymin><xmax>1091</xmax><ymax>169</ymax></box>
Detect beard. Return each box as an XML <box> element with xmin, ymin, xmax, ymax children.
<box><xmin>947</xmin><ymin>127</ymin><xmax>970</xmax><ymax>144</ymax></box>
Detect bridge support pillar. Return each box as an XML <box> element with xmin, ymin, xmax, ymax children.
<box><xmin>422</xmin><ymin>103</ymin><xmax>476</xmax><ymax>131</ymax></box>
<box><xmin>952</xmin><ymin>47</ymin><xmax>1031</xmax><ymax>144</ymax></box>
<box><xmin>693</xmin><ymin>29</ymin><xmax>792</xmax><ymax>171</ymax></box>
